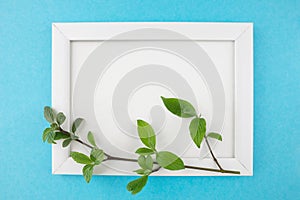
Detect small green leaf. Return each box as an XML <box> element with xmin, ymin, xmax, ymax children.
<box><xmin>161</xmin><ymin>96</ymin><xmax>197</xmax><ymax>118</ymax></box>
<box><xmin>138</xmin><ymin>155</ymin><xmax>147</xmax><ymax>170</ymax></box>
<box><xmin>82</xmin><ymin>164</ymin><xmax>94</xmax><ymax>183</ymax></box>
<box><xmin>50</xmin><ymin>123</ymin><xmax>59</xmax><ymax>130</ymax></box>
<box><xmin>62</xmin><ymin>138</ymin><xmax>72</xmax><ymax>147</ymax></box>
<box><xmin>47</xmin><ymin>131</ymin><xmax>56</xmax><ymax>144</ymax></box>
<box><xmin>70</xmin><ymin>152</ymin><xmax>93</xmax><ymax>164</ymax></box>
<box><xmin>135</xmin><ymin>147</ymin><xmax>155</xmax><ymax>156</ymax></box>
<box><xmin>54</xmin><ymin>132</ymin><xmax>70</xmax><ymax>140</ymax></box>
<box><xmin>56</xmin><ymin>112</ymin><xmax>66</xmax><ymax>125</ymax></box>
<box><xmin>72</xmin><ymin>118</ymin><xmax>84</xmax><ymax>133</ymax></box>
<box><xmin>44</xmin><ymin>106</ymin><xmax>55</xmax><ymax>123</ymax></box>
<box><xmin>189</xmin><ymin>117</ymin><xmax>206</xmax><ymax>148</ymax></box>
<box><xmin>145</xmin><ymin>155</ymin><xmax>153</xmax><ymax>170</ymax></box>
<box><xmin>87</xmin><ymin>131</ymin><xmax>97</xmax><ymax>147</ymax></box>
<box><xmin>134</xmin><ymin>169</ymin><xmax>151</xmax><ymax>175</ymax></box>
<box><xmin>90</xmin><ymin>148</ymin><xmax>104</xmax><ymax>165</ymax></box>
<box><xmin>126</xmin><ymin>176</ymin><xmax>148</xmax><ymax>195</ymax></box>
<box><xmin>134</xmin><ymin>169</ymin><xmax>146</xmax><ymax>175</ymax></box>
<box><xmin>207</xmin><ymin>132</ymin><xmax>222</xmax><ymax>141</ymax></box>
<box><xmin>135</xmin><ymin>155</ymin><xmax>153</xmax><ymax>174</ymax></box>
<box><xmin>137</xmin><ymin>120</ymin><xmax>156</xmax><ymax>149</ymax></box>
<box><xmin>156</xmin><ymin>151</ymin><xmax>185</xmax><ymax>170</ymax></box>
<box><xmin>42</xmin><ymin>128</ymin><xmax>52</xmax><ymax>142</ymax></box>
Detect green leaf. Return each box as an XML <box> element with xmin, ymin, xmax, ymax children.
<box><xmin>72</xmin><ymin>118</ymin><xmax>84</xmax><ymax>133</ymax></box>
<box><xmin>50</xmin><ymin>123</ymin><xmax>59</xmax><ymax>130</ymax></box>
<box><xmin>161</xmin><ymin>96</ymin><xmax>197</xmax><ymax>118</ymax></box>
<box><xmin>56</xmin><ymin>112</ymin><xmax>66</xmax><ymax>125</ymax></box>
<box><xmin>145</xmin><ymin>155</ymin><xmax>153</xmax><ymax>170</ymax></box>
<box><xmin>134</xmin><ymin>169</ymin><xmax>151</xmax><ymax>175</ymax></box>
<box><xmin>42</xmin><ymin>128</ymin><xmax>52</xmax><ymax>142</ymax></box>
<box><xmin>189</xmin><ymin>117</ymin><xmax>206</xmax><ymax>148</ymax></box>
<box><xmin>47</xmin><ymin>131</ymin><xmax>56</xmax><ymax>144</ymax></box>
<box><xmin>134</xmin><ymin>169</ymin><xmax>146</xmax><ymax>175</ymax></box>
<box><xmin>87</xmin><ymin>131</ymin><xmax>97</xmax><ymax>147</ymax></box>
<box><xmin>156</xmin><ymin>151</ymin><xmax>185</xmax><ymax>170</ymax></box>
<box><xmin>82</xmin><ymin>164</ymin><xmax>94</xmax><ymax>183</ymax></box>
<box><xmin>126</xmin><ymin>176</ymin><xmax>148</xmax><ymax>195</ymax></box>
<box><xmin>136</xmin><ymin>155</ymin><xmax>154</xmax><ymax>173</ymax></box>
<box><xmin>44</xmin><ymin>106</ymin><xmax>55</xmax><ymax>123</ymax></box>
<box><xmin>138</xmin><ymin>155</ymin><xmax>147</xmax><ymax>170</ymax></box>
<box><xmin>70</xmin><ymin>152</ymin><xmax>93</xmax><ymax>164</ymax></box>
<box><xmin>54</xmin><ymin>132</ymin><xmax>70</xmax><ymax>140</ymax></box>
<box><xmin>135</xmin><ymin>147</ymin><xmax>155</xmax><ymax>156</ymax></box>
<box><xmin>137</xmin><ymin>120</ymin><xmax>156</xmax><ymax>149</ymax></box>
<box><xmin>207</xmin><ymin>132</ymin><xmax>222</xmax><ymax>141</ymax></box>
<box><xmin>62</xmin><ymin>138</ymin><xmax>72</xmax><ymax>147</ymax></box>
<box><xmin>90</xmin><ymin>148</ymin><xmax>104</xmax><ymax>165</ymax></box>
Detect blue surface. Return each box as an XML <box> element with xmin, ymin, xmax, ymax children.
<box><xmin>0</xmin><ymin>0</ymin><xmax>299</xmax><ymax>199</ymax></box>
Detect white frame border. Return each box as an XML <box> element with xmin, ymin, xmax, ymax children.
<box><xmin>52</xmin><ymin>22</ymin><xmax>253</xmax><ymax>176</ymax></box>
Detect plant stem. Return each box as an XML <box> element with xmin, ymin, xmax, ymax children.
<box><xmin>204</xmin><ymin>136</ymin><xmax>224</xmax><ymax>172</ymax></box>
<box><xmin>59</xmin><ymin>127</ymin><xmax>240</xmax><ymax>175</ymax></box>
<box><xmin>151</xmin><ymin>166</ymin><xmax>161</xmax><ymax>173</ymax></box>
<box><xmin>184</xmin><ymin>165</ymin><xmax>240</xmax><ymax>174</ymax></box>
<box><xmin>74</xmin><ymin>139</ymin><xmax>93</xmax><ymax>149</ymax></box>
<box><xmin>106</xmin><ymin>156</ymin><xmax>239</xmax><ymax>174</ymax></box>
<box><xmin>59</xmin><ymin>128</ymin><xmax>94</xmax><ymax>148</ymax></box>
<box><xmin>106</xmin><ymin>155</ymin><xmax>139</xmax><ymax>163</ymax></box>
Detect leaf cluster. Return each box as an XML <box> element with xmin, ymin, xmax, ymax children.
<box><xmin>70</xmin><ymin>147</ymin><xmax>104</xmax><ymax>182</ymax></box>
<box><xmin>43</xmin><ymin>107</ymin><xmax>103</xmax><ymax>183</ymax></box>
<box><xmin>69</xmin><ymin>131</ymin><xmax>103</xmax><ymax>183</ymax></box>
<box><xmin>127</xmin><ymin>119</ymin><xmax>185</xmax><ymax>195</ymax></box>
<box><xmin>43</xmin><ymin>106</ymin><xmax>69</xmax><ymax>144</ymax></box>
<box><xmin>43</xmin><ymin>106</ymin><xmax>85</xmax><ymax>148</ymax></box>
<box><xmin>161</xmin><ymin>96</ymin><xmax>222</xmax><ymax>148</ymax></box>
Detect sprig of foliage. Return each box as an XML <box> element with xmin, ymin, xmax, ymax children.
<box><xmin>70</xmin><ymin>144</ymin><xmax>105</xmax><ymax>183</ymax></box>
<box><xmin>42</xmin><ymin>107</ymin><xmax>83</xmax><ymax>148</ymax></box>
<box><xmin>42</xmin><ymin>106</ymin><xmax>105</xmax><ymax>183</ymax></box>
<box><xmin>161</xmin><ymin>96</ymin><xmax>222</xmax><ymax>148</ymax></box>
<box><xmin>127</xmin><ymin>119</ymin><xmax>184</xmax><ymax>194</ymax></box>
<box><xmin>42</xmin><ymin>97</ymin><xmax>239</xmax><ymax>195</ymax></box>
<box><xmin>42</xmin><ymin>106</ymin><xmax>69</xmax><ymax>144</ymax></box>
<box><xmin>160</xmin><ymin>96</ymin><xmax>226</xmax><ymax>173</ymax></box>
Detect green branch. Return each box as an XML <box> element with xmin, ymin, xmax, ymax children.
<box><xmin>42</xmin><ymin>97</ymin><xmax>241</xmax><ymax>195</ymax></box>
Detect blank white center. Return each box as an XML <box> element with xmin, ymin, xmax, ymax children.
<box><xmin>93</xmin><ymin>48</ymin><xmax>212</xmax><ymax>155</ymax></box>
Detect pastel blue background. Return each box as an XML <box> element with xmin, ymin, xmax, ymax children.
<box><xmin>0</xmin><ymin>0</ymin><xmax>299</xmax><ymax>199</ymax></box>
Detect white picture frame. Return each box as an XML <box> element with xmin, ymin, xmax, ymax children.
<box><xmin>52</xmin><ymin>22</ymin><xmax>253</xmax><ymax>176</ymax></box>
